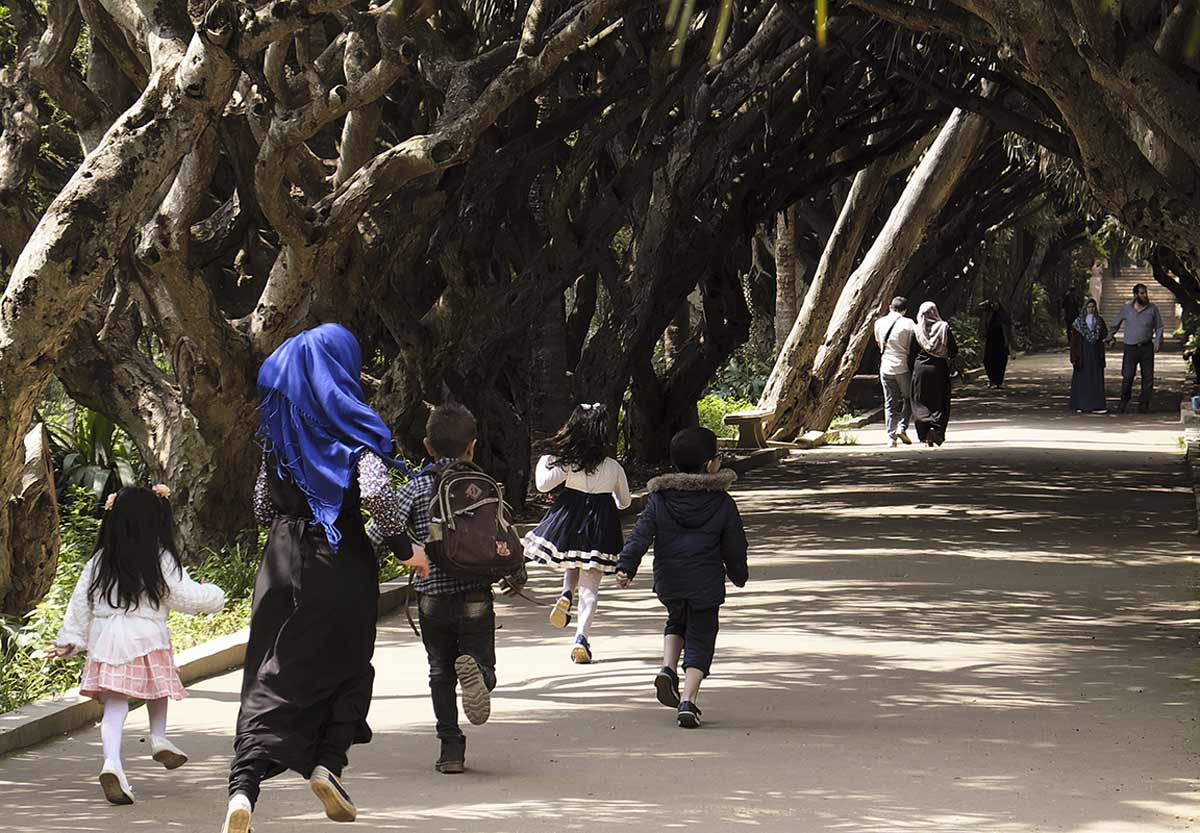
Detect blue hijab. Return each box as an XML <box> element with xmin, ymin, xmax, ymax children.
<box><xmin>256</xmin><ymin>323</ymin><xmax>406</xmax><ymax>548</ymax></box>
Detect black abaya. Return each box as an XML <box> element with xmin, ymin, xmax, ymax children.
<box><xmin>230</xmin><ymin>461</ymin><xmax>379</xmax><ymax>796</ymax></box>
<box><xmin>909</xmin><ymin>329</ymin><xmax>958</xmax><ymax>446</ymax></box>
<box><xmin>983</xmin><ymin>307</ymin><xmax>1010</xmax><ymax>387</ymax></box>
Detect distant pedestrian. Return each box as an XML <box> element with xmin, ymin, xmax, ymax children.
<box><xmin>980</xmin><ymin>300</ymin><xmax>1012</xmax><ymax>388</ymax></box>
<box><xmin>523</xmin><ymin>403</ymin><xmax>631</xmax><ymax>664</ymax></box>
<box><xmin>909</xmin><ymin>301</ymin><xmax>958</xmax><ymax>447</ymax></box>
<box><xmin>1106</xmin><ymin>283</ymin><xmax>1163</xmax><ymax>413</ymax></box>
<box><xmin>1069</xmin><ymin>298</ymin><xmax>1108</xmax><ymax>413</ymax></box>
<box><xmin>615</xmin><ymin>427</ymin><xmax>748</xmax><ymax>730</ymax></box>
<box><xmin>874</xmin><ymin>296</ymin><xmax>915</xmax><ymax>447</ymax></box>
<box><xmin>49</xmin><ymin>485</ymin><xmax>226</xmax><ymax>806</ymax></box>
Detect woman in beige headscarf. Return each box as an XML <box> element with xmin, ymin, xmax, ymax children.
<box><xmin>907</xmin><ymin>301</ymin><xmax>958</xmax><ymax>446</ymax></box>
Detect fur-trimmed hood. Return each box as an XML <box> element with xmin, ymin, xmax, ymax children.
<box><xmin>646</xmin><ymin>469</ymin><xmax>737</xmax><ymax>494</ymax></box>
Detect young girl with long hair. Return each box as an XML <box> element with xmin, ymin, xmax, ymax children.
<box><xmin>523</xmin><ymin>403</ymin><xmax>631</xmax><ymax>663</ymax></box>
<box><xmin>50</xmin><ymin>485</ymin><xmax>227</xmax><ymax>805</ymax></box>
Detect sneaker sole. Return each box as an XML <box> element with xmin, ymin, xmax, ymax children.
<box><xmin>677</xmin><ymin>711</ymin><xmax>701</xmax><ymax>729</ymax></box>
<box><xmin>456</xmin><ymin>655</ymin><xmax>491</xmax><ymax>725</ymax></box>
<box><xmin>152</xmin><ymin>748</ymin><xmax>188</xmax><ymax>770</ymax></box>
<box><xmin>655</xmin><ymin>674</ymin><xmax>680</xmax><ymax>708</ymax></box>
<box><xmin>435</xmin><ymin>761</ymin><xmax>465</xmax><ymax>774</ymax></box>
<box><xmin>222</xmin><ymin>806</ymin><xmax>252</xmax><ymax>833</ymax></box>
<box><xmin>571</xmin><ymin>645</ymin><xmax>592</xmax><ymax>664</ymax></box>
<box><xmin>548</xmin><ymin>598</ymin><xmax>571</xmax><ymax>629</ymax></box>
<box><xmin>99</xmin><ymin>772</ymin><xmax>134</xmax><ymax>805</ymax></box>
<box><xmin>311</xmin><ymin>775</ymin><xmax>357</xmax><ymax>822</ymax></box>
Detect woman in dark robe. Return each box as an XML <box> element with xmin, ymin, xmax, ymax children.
<box><xmin>1069</xmin><ymin>298</ymin><xmax>1108</xmax><ymax>413</ymax></box>
<box><xmin>222</xmin><ymin>324</ymin><xmax>427</xmax><ymax>833</ymax></box>
<box><xmin>982</xmin><ymin>300</ymin><xmax>1012</xmax><ymax>388</ymax></box>
<box><xmin>908</xmin><ymin>301</ymin><xmax>958</xmax><ymax>447</ymax></box>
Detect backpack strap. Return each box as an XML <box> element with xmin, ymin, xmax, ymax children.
<box><xmin>880</xmin><ymin>316</ymin><xmax>900</xmax><ymax>352</ymax></box>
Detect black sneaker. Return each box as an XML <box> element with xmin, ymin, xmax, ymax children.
<box><xmin>1117</xmin><ymin>399</ymin><xmax>1129</xmax><ymax>414</ymax></box>
<box><xmin>655</xmin><ymin>667</ymin><xmax>680</xmax><ymax>708</ymax></box>
<box><xmin>310</xmin><ymin>765</ymin><xmax>356</xmax><ymax>822</ymax></box>
<box><xmin>677</xmin><ymin>701</ymin><xmax>702</xmax><ymax>729</ymax></box>
<box><xmin>455</xmin><ymin>654</ymin><xmax>491</xmax><ymax>725</ymax></box>
<box><xmin>435</xmin><ymin>737</ymin><xmax>466</xmax><ymax>774</ymax></box>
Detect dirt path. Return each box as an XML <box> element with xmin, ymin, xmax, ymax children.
<box><xmin>2</xmin><ymin>352</ymin><xmax>1197</xmax><ymax>832</ymax></box>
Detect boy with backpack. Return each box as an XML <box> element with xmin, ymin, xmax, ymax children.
<box><xmin>367</xmin><ymin>402</ymin><xmax>526</xmax><ymax>773</ymax></box>
<box><xmin>615</xmin><ymin>427</ymin><xmax>748</xmax><ymax>729</ymax></box>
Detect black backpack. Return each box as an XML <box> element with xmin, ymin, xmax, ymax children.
<box><xmin>424</xmin><ymin>461</ymin><xmax>524</xmax><ymax>580</ymax></box>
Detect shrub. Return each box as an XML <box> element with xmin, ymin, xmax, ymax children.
<box><xmin>698</xmin><ymin>394</ymin><xmax>754</xmax><ymax>439</ymax></box>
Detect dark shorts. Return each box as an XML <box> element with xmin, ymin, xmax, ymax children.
<box><xmin>663</xmin><ymin>599</ymin><xmax>720</xmax><ymax>677</ymax></box>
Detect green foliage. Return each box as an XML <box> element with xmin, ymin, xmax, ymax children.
<box><xmin>698</xmin><ymin>394</ymin><xmax>754</xmax><ymax>439</ymax></box>
<box><xmin>0</xmin><ymin>490</ymin><xmax>97</xmax><ymax>713</ymax></box>
<box><xmin>44</xmin><ymin>408</ymin><xmax>145</xmax><ymax>505</ymax></box>
<box><xmin>950</xmin><ymin>315</ymin><xmax>983</xmax><ymax>369</ymax></box>
<box><xmin>706</xmin><ymin>344</ymin><xmax>773</xmax><ymax>402</ymax></box>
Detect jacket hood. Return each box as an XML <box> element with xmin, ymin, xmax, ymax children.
<box><xmin>646</xmin><ymin>469</ymin><xmax>737</xmax><ymax>493</ymax></box>
<box><xmin>647</xmin><ymin>469</ymin><xmax>737</xmax><ymax>530</ymax></box>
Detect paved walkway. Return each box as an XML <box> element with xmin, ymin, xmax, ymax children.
<box><xmin>2</xmin><ymin>352</ymin><xmax>1198</xmax><ymax>832</ymax></box>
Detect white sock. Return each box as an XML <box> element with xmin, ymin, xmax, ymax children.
<box><xmin>561</xmin><ymin>567</ymin><xmax>580</xmax><ymax>599</ymax></box>
<box><xmin>101</xmin><ymin>696</ymin><xmax>130</xmax><ymax>772</ymax></box>
<box><xmin>575</xmin><ymin>569</ymin><xmax>602</xmax><ymax>639</ymax></box>
<box><xmin>146</xmin><ymin>698</ymin><xmax>168</xmax><ymax>740</ymax></box>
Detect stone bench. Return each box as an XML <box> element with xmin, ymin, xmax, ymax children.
<box><xmin>723</xmin><ymin>408</ymin><xmax>774</xmax><ymax>449</ymax></box>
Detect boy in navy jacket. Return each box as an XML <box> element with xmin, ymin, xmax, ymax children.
<box><xmin>616</xmin><ymin>427</ymin><xmax>748</xmax><ymax>728</ymax></box>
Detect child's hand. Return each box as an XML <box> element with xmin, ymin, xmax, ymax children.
<box><xmin>615</xmin><ymin>571</ymin><xmax>633</xmax><ymax>588</ymax></box>
<box><xmin>408</xmin><ymin>545</ymin><xmax>431</xmax><ymax>579</ymax></box>
<box><xmin>45</xmin><ymin>644</ymin><xmax>76</xmax><ymax>658</ymax></box>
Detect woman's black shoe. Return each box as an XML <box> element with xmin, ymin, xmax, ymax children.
<box><xmin>436</xmin><ymin>737</ymin><xmax>466</xmax><ymax>774</ymax></box>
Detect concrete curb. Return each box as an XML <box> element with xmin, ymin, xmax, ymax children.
<box><xmin>0</xmin><ymin>446</ymin><xmax>795</xmax><ymax>759</ymax></box>
<box><xmin>0</xmin><ymin>580</ymin><xmax>413</xmax><ymax>759</ymax></box>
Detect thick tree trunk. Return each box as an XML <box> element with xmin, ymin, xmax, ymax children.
<box><xmin>759</xmin><ymin>146</ymin><xmax>896</xmax><ymax>434</ymax></box>
<box><xmin>1</xmin><ymin>425</ymin><xmax>59</xmax><ymax>615</ymax></box>
<box><xmin>768</xmin><ymin>106</ymin><xmax>992</xmax><ymax>438</ymax></box>
<box><xmin>773</xmin><ymin>205</ymin><xmax>803</xmax><ymax>347</ymax></box>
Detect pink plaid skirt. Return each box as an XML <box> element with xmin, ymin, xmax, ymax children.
<box><xmin>80</xmin><ymin>648</ymin><xmax>188</xmax><ymax>701</ymax></box>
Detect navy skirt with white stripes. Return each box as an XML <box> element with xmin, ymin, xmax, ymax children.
<box><xmin>523</xmin><ymin>488</ymin><xmax>624</xmax><ymax>574</ymax></box>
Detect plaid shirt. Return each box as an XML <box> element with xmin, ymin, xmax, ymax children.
<box><xmin>365</xmin><ymin>458</ymin><xmax>495</xmax><ymax>596</ymax></box>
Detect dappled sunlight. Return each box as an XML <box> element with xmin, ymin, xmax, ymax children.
<box><xmin>2</xmin><ymin>353</ymin><xmax>1195</xmax><ymax>833</ymax></box>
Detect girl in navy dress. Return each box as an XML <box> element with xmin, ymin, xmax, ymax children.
<box><xmin>523</xmin><ymin>404</ymin><xmax>631</xmax><ymax>663</ymax></box>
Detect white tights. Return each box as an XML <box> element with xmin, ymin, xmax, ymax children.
<box><xmin>101</xmin><ymin>695</ymin><xmax>170</xmax><ymax>772</ymax></box>
<box><xmin>561</xmin><ymin>568</ymin><xmax>603</xmax><ymax>640</ymax></box>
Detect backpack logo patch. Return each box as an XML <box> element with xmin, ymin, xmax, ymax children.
<box><xmin>465</xmin><ymin>483</ymin><xmax>483</xmax><ymax>500</ymax></box>
<box><xmin>496</xmin><ymin>540</ymin><xmax>511</xmax><ymax>558</ymax></box>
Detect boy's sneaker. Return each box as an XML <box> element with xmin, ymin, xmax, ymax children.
<box><xmin>220</xmin><ymin>793</ymin><xmax>253</xmax><ymax>833</ymax></box>
<box><xmin>98</xmin><ymin>763</ymin><xmax>134</xmax><ymax>805</ymax></box>
<box><xmin>677</xmin><ymin>701</ymin><xmax>702</xmax><ymax>729</ymax></box>
<box><xmin>150</xmin><ymin>735</ymin><xmax>188</xmax><ymax>769</ymax></box>
<box><xmin>571</xmin><ymin>635</ymin><xmax>592</xmax><ymax>664</ymax></box>
<box><xmin>455</xmin><ymin>654</ymin><xmax>491</xmax><ymax>725</ymax></box>
<box><xmin>435</xmin><ymin>736</ymin><xmax>466</xmax><ymax>774</ymax></box>
<box><xmin>549</xmin><ymin>593</ymin><xmax>572</xmax><ymax>629</ymax></box>
<box><xmin>655</xmin><ymin>667</ymin><xmax>681</xmax><ymax>708</ymax></box>
<box><xmin>310</xmin><ymin>765</ymin><xmax>356</xmax><ymax>822</ymax></box>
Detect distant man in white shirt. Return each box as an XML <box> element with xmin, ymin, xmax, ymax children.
<box><xmin>874</xmin><ymin>296</ymin><xmax>915</xmax><ymax>447</ymax></box>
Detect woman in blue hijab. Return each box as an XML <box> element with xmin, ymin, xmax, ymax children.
<box><xmin>223</xmin><ymin>324</ymin><xmax>427</xmax><ymax>833</ymax></box>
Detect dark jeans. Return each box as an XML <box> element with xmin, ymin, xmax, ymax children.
<box><xmin>419</xmin><ymin>591</ymin><xmax>497</xmax><ymax>740</ymax></box>
<box><xmin>663</xmin><ymin>599</ymin><xmax>720</xmax><ymax>677</ymax></box>
<box><xmin>1121</xmin><ymin>342</ymin><xmax>1155</xmax><ymax>406</ymax></box>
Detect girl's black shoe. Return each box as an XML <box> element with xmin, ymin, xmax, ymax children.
<box><xmin>655</xmin><ymin>667</ymin><xmax>680</xmax><ymax>708</ymax></box>
<box><xmin>677</xmin><ymin>701</ymin><xmax>702</xmax><ymax>729</ymax></box>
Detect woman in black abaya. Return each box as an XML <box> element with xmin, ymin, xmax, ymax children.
<box><xmin>909</xmin><ymin>302</ymin><xmax>959</xmax><ymax>447</ymax></box>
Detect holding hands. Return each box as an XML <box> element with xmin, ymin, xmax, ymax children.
<box><xmin>615</xmin><ymin>571</ymin><xmax>633</xmax><ymax>589</ymax></box>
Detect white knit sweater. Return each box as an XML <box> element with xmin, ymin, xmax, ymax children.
<box><xmin>55</xmin><ymin>552</ymin><xmax>227</xmax><ymax>664</ymax></box>
<box><xmin>534</xmin><ymin>455</ymin><xmax>633</xmax><ymax>509</ymax></box>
